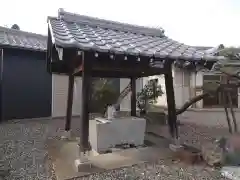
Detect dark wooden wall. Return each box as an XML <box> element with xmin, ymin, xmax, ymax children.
<box><xmin>0</xmin><ymin>48</ymin><xmax>52</xmax><ymax>120</ymax></box>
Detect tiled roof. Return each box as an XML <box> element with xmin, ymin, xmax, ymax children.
<box><xmin>193</xmin><ymin>46</ymin><xmax>213</xmax><ymax>51</ymax></box>
<box><xmin>0</xmin><ymin>26</ymin><xmax>47</xmax><ymax>51</ymax></box>
<box><xmin>47</xmin><ymin>9</ymin><xmax>225</xmax><ymax>62</ymax></box>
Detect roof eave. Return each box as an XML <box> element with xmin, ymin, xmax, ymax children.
<box><xmin>0</xmin><ymin>44</ymin><xmax>46</xmax><ymax>52</ymax></box>
<box><xmin>47</xmin><ymin>19</ymin><xmax>56</xmax><ymax>45</ymax></box>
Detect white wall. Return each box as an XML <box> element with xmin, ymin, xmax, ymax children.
<box><xmin>144</xmin><ymin>75</ymin><xmax>167</xmax><ymax>107</ymax></box>
<box><xmin>195</xmin><ymin>71</ymin><xmax>204</xmax><ymax>108</ymax></box>
<box><xmin>52</xmin><ymin>75</ymin><xmax>144</xmax><ymax>117</ymax></box>
<box><xmin>120</xmin><ymin>78</ymin><xmax>143</xmax><ymax>111</ymax></box>
<box><xmin>173</xmin><ymin>68</ymin><xmax>190</xmax><ymax>108</ymax></box>
<box><xmin>72</xmin><ymin>77</ymin><xmax>82</xmax><ymax>115</ymax></box>
<box><xmin>52</xmin><ymin>74</ymin><xmax>82</xmax><ymax>117</ymax></box>
<box><xmin>55</xmin><ymin>69</ymin><xmax>240</xmax><ymax>118</ymax></box>
<box><xmin>140</xmin><ymin>68</ymin><xmax>240</xmax><ymax>110</ymax></box>
<box><xmin>144</xmin><ymin>67</ymin><xmax>192</xmax><ymax>108</ymax></box>
<box><xmin>142</xmin><ymin>67</ymin><xmax>206</xmax><ymax>109</ymax></box>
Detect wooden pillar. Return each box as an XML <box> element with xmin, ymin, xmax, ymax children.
<box><xmin>64</xmin><ymin>74</ymin><xmax>74</xmax><ymax>131</ymax></box>
<box><xmin>0</xmin><ymin>49</ymin><xmax>3</xmax><ymax>122</ymax></box>
<box><xmin>79</xmin><ymin>52</ymin><xmax>91</xmax><ymax>153</ymax></box>
<box><xmin>164</xmin><ymin>62</ymin><xmax>178</xmax><ymax>138</ymax></box>
<box><xmin>130</xmin><ymin>77</ymin><xmax>136</xmax><ymax>116</ymax></box>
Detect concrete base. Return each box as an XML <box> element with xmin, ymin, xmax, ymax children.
<box><xmin>47</xmin><ymin>137</ymin><xmax>173</xmax><ymax>180</ymax></box>
<box><xmin>90</xmin><ymin>117</ymin><xmax>146</xmax><ymax>153</ymax></box>
<box><xmin>169</xmin><ymin>144</ymin><xmax>184</xmax><ymax>152</ymax></box>
<box><xmin>74</xmin><ymin>159</ymin><xmax>92</xmax><ymax>172</ymax></box>
<box><xmin>169</xmin><ymin>138</ymin><xmax>183</xmax><ymax>152</ymax></box>
<box><xmin>61</xmin><ymin>130</ymin><xmax>72</xmax><ymax>140</ymax></box>
<box><xmin>74</xmin><ymin>151</ymin><xmax>92</xmax><ymax>172</ymax></box>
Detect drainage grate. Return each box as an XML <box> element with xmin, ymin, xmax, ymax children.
<box><xmin>100</xmin><ymin>140</ymin><xmax>156</xmax><ymax>154</ymax></box>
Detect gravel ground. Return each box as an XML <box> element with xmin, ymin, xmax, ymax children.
<box><xmin>153</xmin><ymin>122</ymin><xmax>231</xmax><ymax>149</ymax></box>
<box><xmin>0</xmin><ymin>118</ymin><xmax>62</xmax><ymax>180</ymax></box>
<box><xmin>76</xmin><ymin>160</ymin><xmax>227</xmax><ymax>180</ymax></box>
<box><xmin>0</xmin><ymin>117</ymin><xmax>230</xmax><ymax>180</ymax></box>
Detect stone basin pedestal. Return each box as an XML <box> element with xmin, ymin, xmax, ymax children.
<box><xmin>89</xmin><ymin>116</ymin><xmax>146</xmax><ymax>153</ymax></box>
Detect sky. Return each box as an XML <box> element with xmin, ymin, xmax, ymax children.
<box><xmin>0</xmin><ymin>0</ymin><xmax>239</xmax><ymax>47</ymax></box>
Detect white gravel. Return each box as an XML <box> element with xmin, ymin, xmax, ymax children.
<box><xmin>75</xmin><ymin>160</ymin><xmax>227</xmax><ymax>180</ymax></box>
<box><xmin>0</xmin><ymin>118</ymin><xmax>231</xmax><ymax>180</ymax></box>
<box><xmin>0</xmin><ymin>118</ymin><xmax>62</xmax><ymax>180</ymax></box>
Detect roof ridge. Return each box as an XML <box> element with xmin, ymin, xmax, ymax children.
<box><xmin>56</xmin><ymin>8</ymin><xmax>165</xmax><ymax>37</ymax></box>
<box><xmin>0</xmin><ymin>26</ymin><xmax>47</xmax><ymax>39</ymax></box>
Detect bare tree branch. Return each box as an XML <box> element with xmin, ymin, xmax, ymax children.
<box><xmin>175</xmin><ymin>70</ymin><xmax>240</xmax><ymax>134</ymax></box>
<box><xmin>176</xmin><ymin>93</ymin><xmax>210</xmax><ymax>115</ymax></box>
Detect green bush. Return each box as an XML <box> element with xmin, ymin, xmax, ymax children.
<box><xmin>90</xmin><ymin>78</ymin><xmax>119</xmax><ymax>114</ymax></box>
<box><xmin>137</xmin><ymin>79</ymin><xmax>163</xmax><ymax>114</ymax></box>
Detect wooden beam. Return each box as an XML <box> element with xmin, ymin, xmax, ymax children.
<box><xmin>50</xmin><ymin>56</ymin><xmax>166</xmax><ymax>77</ymax></box>
<box><xmin>130</xmin><ymin>77</ymin><xmax>137</xmax><ymax>116</ymax></box>
<box><xmin>75</xmin><ymin>69</ymin><xmax>165</xmax><ymax>78</ymax></box>
<box><xmin>164</xmin><ymin>62</ymin><xmax>178</xmax><ymax>138</ymax></box>
<box><xmin>64</xmin><ymin>74</ymin><xmax>75</xmax><ymax>131</ymax></box>
<box><xmin>79</xmin><ymin>52</ymin><xmax>91</xmax><ymax>152</ymax></box>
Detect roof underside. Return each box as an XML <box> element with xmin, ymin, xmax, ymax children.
<box><xmin>0</xmin><ymin>26</ymin><xmax>47</xmax><ymax>51</ymax></box>
<box><xmin>48</xmin><ymin>9</ymin><xmax>225</xmax><ymax>62</ymax></box>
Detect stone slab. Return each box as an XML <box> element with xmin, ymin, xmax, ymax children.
<box><xmin>221</xmin><ymin>166</ymin><xmax>240</xmax><ymax>180</ymax></box>
<box><xmin>90</xmin><ymin>117</ymin><xmax>146</xmax><ymax>153</ymax></box>
<box><xmin>47</xmin><ymin>138</ymin><xmax>173</xmax><ymax>180</ymax></box>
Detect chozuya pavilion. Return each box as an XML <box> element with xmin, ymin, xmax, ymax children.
<box><xmin>46</xmin><ymin>8</ymin><xmax>223</xmax><ymax>167</ymax></box>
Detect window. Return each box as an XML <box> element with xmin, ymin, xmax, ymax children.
<box><xmin>183</xmin><ymin>71</ymin><xmax>190</xmax><ymax>87</ymax></box>
<box><xmin>203</xmin><ymin>74</ymin><xmax>238</xmax><ymax>108</ymax></box>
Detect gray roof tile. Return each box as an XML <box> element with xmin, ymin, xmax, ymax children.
<box><xmin>48</xmin><ymin>9</ymin><xmax>225</xmax><ymax>61</ymax></box>
<box><xmin>193</xmin><ymin>46</ymin><xmax>214</xmax><ymax>51</ymax></box>
<box><xmin>0</xmin><ymin>26</ymin><xmax>47</xmax><ymax>51</ymax></box>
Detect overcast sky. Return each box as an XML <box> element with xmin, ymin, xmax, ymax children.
<box><xmin>0</xmin><ymin>0</ymin><xmax>239</xmax><ymax>47</ymax></box>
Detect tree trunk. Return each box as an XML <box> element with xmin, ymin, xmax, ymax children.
<box><xmin>223</xmin><ymin>91</ymin><xmax>233</xmax><ymax>134</ymax></box>
<box><xmin>227</xmin><ymin>91</ymin><xmax>238</xmax><ymax>132</ymax></box>
<box><xmin>176</xmin><ymin>93</ymin><xmax>210</xmax><ymax>115</ymax></box>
